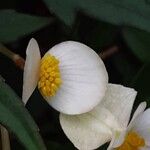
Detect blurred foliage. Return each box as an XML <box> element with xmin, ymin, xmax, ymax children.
<box><xmin>0</xmin><ymin>0</ymin><xmax>150</xmax><ymax>149</ymax></box>
<box><xmin>123</xmin><ymin>27</ymin><xmax>150</xmax><ymax>63</ymax></box>
<box><xmin>0</xmin><ymin>76</ymin><xmax>46</xmax><ymax>150</ymax></box>
<box><xmin>43</xmin><ymin>0</ymin><xmax>150</xmax><ymax>32</ymax></box>
<box><xmin>0</xmin><ymin>10</ymin><xmax>51</xmax><ymax>43</ymax></box>
<box><xmin>132</xmin><ymin>64</ymin><xmax>150</xmax><ymax>107</ymax></box>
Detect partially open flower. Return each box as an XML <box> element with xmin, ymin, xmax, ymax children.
<box><xmin>108</xmin><ymin>102</ymin><xmax>149</xmax><ymax>150</ymax></box>
<box><xmin>22</xmin><ymin>38</ymin><xmax>108</xmax><ymax>114</ymax></box>
<box><xmin>60</xmin><ymin>84</ymin><xmax>137</xmax><ymax>150</ymax></box>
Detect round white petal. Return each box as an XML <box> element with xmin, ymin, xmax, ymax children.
<box><xmin>44</xmin><ymin>41</ymin><xmax>108</xmax><ymax>114</ymax></box>
<box><xmin>60</xmin><ymin>103</ymin><xmax>118</xmax><ymax>150</ymax></box>
<box><xmin>101</xmin><ymin>83</ymin><xmax>137</xmax><ymax>128</ymax></box>
<box><xmin>22</xmin><ymin>38</ymin><xmax>41</xmax><ymax>104</ymax></box>
<box><xmin>131</xmin><ymin>108</ymin><xmax>150</xmax><ymax>146</ymax></box>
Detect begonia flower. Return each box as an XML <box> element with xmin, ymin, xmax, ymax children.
<box><xmin>22</xmin><ymin>39</ymin><xmax>108</xmax><ymax>114</ymax></box>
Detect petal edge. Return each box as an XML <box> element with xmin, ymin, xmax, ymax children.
<box><xmin>22</xmin><ymin>38</ymin><xmax>41</xmax><ymax>104</ymax></box>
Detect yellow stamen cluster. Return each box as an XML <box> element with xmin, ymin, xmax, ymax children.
<box><xmin>38</xmin><ymin>54</ymin><xmax>62</xmax><ymax>97</ymax></box>
<box><xmin>116</xmin><ymin>131</ymin><xmax>145</xmax><ymax>150</ymax></box>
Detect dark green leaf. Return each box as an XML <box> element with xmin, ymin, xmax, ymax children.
<box><xmin>43</xmin><ymin>0</ymin><xmax>150</xmax><ymax>32</ymax></box>
<box><xmin>132</xmin><ymin>64</ymin><xmax>150</xmax><ymax>106</ymax></box>
<box><xmin>0</xmin><ymin>76</ymin><xmax>46</xmax><ymax>150</ymax></box>
<box><xmin>146</xmin><ymin>0</ymin><xmax>150</xmax><ymax>4</ymax></box>
<box><xmin>123</xmin><ymin>27</ymin><xmax>150</xmax><ymax>63</ymax></box>
<box><xmin>43</xmin><ymin>0</ymin><xmax>75</xmax><ymax>25</ymax></box>
<box><xmin>0</xmin><ymin>9</ymin><xmax>52</xmax><ymax>42</ymax></box>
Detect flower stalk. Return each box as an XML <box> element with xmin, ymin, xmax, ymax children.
<box><xmin>0</xmin><ymin>43</ymin><xmax>24</xmax><ymax>70</ymax></box>
<box><xmin>99</xmin><ymin>45</ymin><xmax>119</xmax><ymax>60</ymax></box>
<box><xmin>0</xmin><ymin>125</ymin><xmax>10</xmax><ymax>150</ymax></box>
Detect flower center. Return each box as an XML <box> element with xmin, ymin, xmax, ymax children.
<box><xmin>38</xmin><ymin>54</ymin><xmax>62</xmax><ymax>97</ymax></box>
<box><xmin>116</xmin><ymin>131</ymin><xmax>145</xmax><ymax>150</ymax></box>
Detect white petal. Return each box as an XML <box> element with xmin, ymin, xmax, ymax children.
<box><xmin>140</xmin><ymin>147</ymin><xmax>150</xmax><ymax>150</ymax></box>
<box><xmin>101</xmin><ymin>83</ymin><xmax>137</xmax><ymax>128</ymax></box>
<box><xmin>59</xmin><ymin>83</ymin><xmax>136</xmax><ymax>149</ymax></box>
<box><xmin>108</xmin><ymin>102</ymin><xmax>147</xmax><ymax>150</ymax></box>
<box><xmin>45</xmin><ymin>41</ymin><xmax>108</xmax><ymax>114</ymax></box>
<box><xmin>22</xmin><ymin>38</ymin><xmax>41</xmax><ymax>104</ymax></box>
<box><xmin>107</xmin><ymin>130</ymin><xmax>127</xmax><ymax>150</ymax></box>
<box><xmin>60</xmin><ymin>104</ymin><xmax>118</xmax><ymax>150</ymax></box>
<box><xmin>128</xmin><ymin>102</ymin><xmax>147</xmax><ymax>130</ymax></box>
<box><xmin>131</xmin><ymin>108</ymin><xmax>150</xmax><ymax>146</ymax></box>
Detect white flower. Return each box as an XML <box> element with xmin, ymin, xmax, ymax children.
<box><xmin>60</xmin><ymin>84</ymin><xmax>137</xmax><ymax>150</ymax></box>
<box><xmin>22</xmin><ymin>38</ymin><xmax>108</xmax><ymax>114</ymax></box>
<box><xmin>108</xmin><ymin>102</ymin><xmax>149</xmax><ymax>150</ymax></box>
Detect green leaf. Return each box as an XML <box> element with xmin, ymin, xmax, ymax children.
<box><xmin>43</xmin><ymin>0</ymin><xmax>75</xmax><ymax>25</ymax></box>
<box><xmin>43</xmin><ymin>0</ymin><xmax>150</xmax><ymax>32</ymax></box>
<box><xmin>123</xmin><ymin>27</ymin><xmax>150</xmax><ymax>63</ymax></box>
<box><xmin>0</xmin><ymin>76</ymin><xmax>46</xmax><ymax>150</ymax></box>
<box><xmin>132</xmin><ymin>64</ymin><xmax>150</xmax><ymax>106</ymax></box>
<box><xmin>146</xmin><ymin>0</ymin><xmax>150</xmax><ymax>4</ymax></box>
<box><xmin>0</xmin><ymin>9</ymin><xmax>52</xmax><ymax>42</ymax></box>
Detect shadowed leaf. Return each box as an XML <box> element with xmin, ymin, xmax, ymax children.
<box><xmin>43</xmin><ymin>0</ymin><xmax>150</xmax><ymax>32</ymax></box>
<box><xmin>0</xmin><ymin>76</ymin><xmax>46</xmax><ymax>150</ymax></box>
<box><xmin>132</xmin><ymin>64</ymin><xmax>150</xmax><ymax>106</ymax></box>
<box><xmin>123</xmin><ymin>27</ymin><xmax>150</xmax><ymax>63</ymax></box>
<box><xmin>0</xmin><ymin>9</ymin><xmax>52</xmax><ymax>42</ymax></box>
